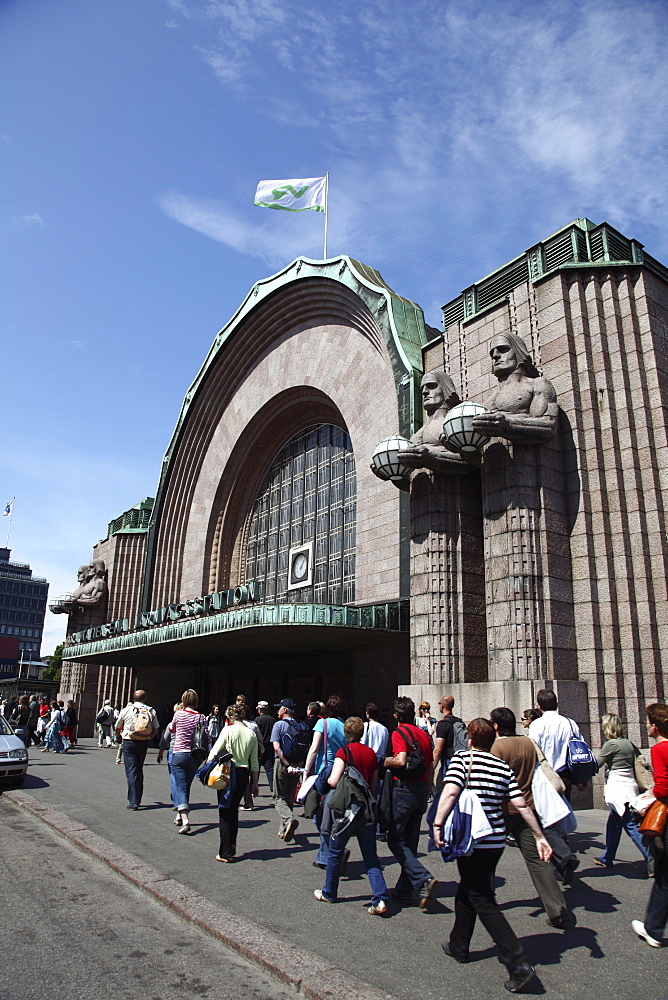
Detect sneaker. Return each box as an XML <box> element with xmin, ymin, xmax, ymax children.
<box><xmin>631</xmin><ymin>920</ymin><xmax>662</xmax><ymax>948</ymax></box>
<box><xmin>368</xmin><ymin>900</ymin><xmax>388</xmax><ymax>916</ymax></box>
<box><xmin>441</xmin><ymin>941</ymin><xmax>468</xmax><ymax>964</ymax></box>
<box><xmin>283</xmin><ymin>818</ymin><xmax>299</xmax><ymax>843</ymax></box>
<box><xmin>504</xmin><ymin>962</ymin><xmax>535</xmax><ymax>993</ymax></box>
<box><xmin>314</xmin><ymin>889</ymin><xmax>334</xmax><ymax>903</ymax></box>
<box><xmin>419</xmin><ymin>877</ymin><xmax>438</xmax><ymax>910</ymax></box>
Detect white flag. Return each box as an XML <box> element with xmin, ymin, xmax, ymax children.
<box><xmin>3</xmin><ymin>500</ymin><xmax>13</xmax><ymax>516</ymax></box>
<box><xmin>254</xmin><ymin>176</ymin><xmax>326</xmax><ymax>213</ymax></box>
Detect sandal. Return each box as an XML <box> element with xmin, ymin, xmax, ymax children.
<box><xmin>174</xmin><ymin>816</ymin><xmax>182</xmax><ymax>826</ymax></box>
<box><xmin>178</xmin><ymin>824</ymin><xmax>191</xmax><ymax>835</ymax></box>
<box><xmin>215</xmin><ymin>854</ymin><xmax>232</xmax><ymax>862</ymax></box>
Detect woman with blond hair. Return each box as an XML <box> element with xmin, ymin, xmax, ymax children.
<box><xmin>594</xmin><ymin>713</ymin><xmax>648</xmax><ymax>869</ymax></box>
<box><xmin>167</xmin><ymin>690</ymin><xmax>210</xmax><ymax>835</ymax></box>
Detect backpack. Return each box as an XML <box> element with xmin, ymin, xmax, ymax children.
<box><xmin>127</xmin><ymin>705</ymin><xmax>153</xmax><ymax>740</ymax></box>
<box><xmin>281</xmin><ymin>719</ymin><xmax>311</xmax><ymax>765</ymax></box>
<box><xmin>450</xmin><ymin>719</ymin><xmax>469</xmax><ymax>756</ymax></box>
<box><xmin>565</xmin><ymin>720</ymin><xmax>597</xmax><ymax>784</ymax></box>
<box><xmin>190</xmin><ymin>718</ymin><xmax>209</xmax><ymax>762</ymax></box>
<box><xmin>394</xmin><ymin>725</ymin><xmax>426</xmax><ymax>780</ymax></box>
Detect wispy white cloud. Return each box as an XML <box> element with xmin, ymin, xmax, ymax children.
<box><xmin>164</xmin><ymin>19</ymin><xmax>178</xmax><ymax>29</ymax></box>
<box><xmin>158</xmin><ymin>191</ymin><xmax>327</xmax><ymax>267</ymax></box>
<box><xmin>15</xmin><ymin>213</ymin><xmax>45</xmax><ymax>228</ymax></box>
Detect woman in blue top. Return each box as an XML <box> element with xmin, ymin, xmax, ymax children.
<box><xmin>304</xmin><ymin>695</ymin><xmax>348</xmax><ymax>869</ymax></box>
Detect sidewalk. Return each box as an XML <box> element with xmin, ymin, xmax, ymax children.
<box><xmin>6</xmin><ymin>739</ymin><xmax>664</xmax><ymax>1000</ymax></box>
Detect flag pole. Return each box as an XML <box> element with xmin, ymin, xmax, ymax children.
<box><xmin>5</xmin><ymin>499</ymin><xmax>14</xmax><ymax>548</ymax></box>
<box><xmin>323</xmin><ymin>172</ymin><xmax>329</xmax><ymax>260</ymax></box>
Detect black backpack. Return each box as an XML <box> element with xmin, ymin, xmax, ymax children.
<box><xmin>282</xmin><ymin>719</ymin><xmax>311</xmax><ymax>765</ymax></box>
<box><xmin>394</xmin><ymin>725</ymin><xmax>426</xmax><ymax>780</ymax></box>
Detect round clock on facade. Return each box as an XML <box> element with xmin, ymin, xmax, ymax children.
<box><xmin>292</xmin><ymin>552</ymin><xmax>309</xmax><ymax>582</ymax></box>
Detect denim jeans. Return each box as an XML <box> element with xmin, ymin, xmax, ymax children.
<box><xmin>170</xmin><ymin>752</ymin><xmax>199</xmax><ymax>811</ymax></box>
<box><xmin>314</xmin><ymin>803</ymin><xmax>329</xmax><ymax>866</ymax></box>
<box><xmin>122</xmin><ymin>739</ymin><xmax>148</xmax><ymax>807</ymax></box>
<box><xmin>600</xmin><ymin>805</ymin><xmax>649</xmax><ymax>865</ymax></box>
<box><xmin>167</xmin><ymin>747</ymin><xmax>177</xmax><ymax>806</ymax></box>
<box><xmin>387</xmin><ymin>780</ymin><xmax>432</xmax><ymax>894</ymax></box>
<box><xmin>322</xmin><ymin>812</ymin><xmax>387</xmax><ymax>905</ymax></box>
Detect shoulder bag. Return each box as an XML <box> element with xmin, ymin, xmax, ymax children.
<box><xmin>639</xmin><ymin>798</ymin><xmax>668</xmax><ymax>838</ymax></box>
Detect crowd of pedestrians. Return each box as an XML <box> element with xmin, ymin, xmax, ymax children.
<box><xmin>12</xmin><ymin>685</ymin><xmax>668</xmax><ymax>993</ymax></box>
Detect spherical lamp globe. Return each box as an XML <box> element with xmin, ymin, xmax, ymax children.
<box><xmin>371</xmin><ymin>435</ymin><xmax>413</xmax><ymax>482</ymax></box>
<box><xmin>442</xmin><ymin>402</ymin><xmax>489</xmax><ymax>453</ymax></box>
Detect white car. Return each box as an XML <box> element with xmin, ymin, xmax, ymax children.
<box><xmin>0</xmin><ymin>715</ymin><xmax>29</xmax><ymax>786</ymax></box>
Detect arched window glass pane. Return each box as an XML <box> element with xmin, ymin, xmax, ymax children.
<box><xmin>245</xmin><ymin>424</ymin><xmax>356</xmax><ymax>605</ymax></box>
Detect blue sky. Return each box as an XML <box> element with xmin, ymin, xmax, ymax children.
<box><xmin>3</xmin><ymin>0</ymin><xmax>667</xmax><ymax>655</ymax></box>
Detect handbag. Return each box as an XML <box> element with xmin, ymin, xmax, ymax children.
<box><xmin>531</xmin><ymin>765</ymin><xmax>575</xmax><ymax>830</ymax></box>
<box><xmin>207</xmin><ymin>758</ymin><xmax>234</xmax><ymax>791</ymax></box>
<box><xmin>639</xmin><ymin>798</ymin><xmax>668</xmax><ymax>838</ymax></box>
<box><xmin>533</xmin><ymin>743</ymin><xmax>566</xmax><ymax>794</ymax></box>
<box><xmin>190</xmin><ymin>717</ymin><xmax>209</xmax><ymax>762</ymax></box>
<box><xmin>633</xmin><ymin>749</ymin><xmax>653</xmax><ymax>793</ymax></box>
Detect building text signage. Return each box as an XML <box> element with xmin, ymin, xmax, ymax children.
<box><xmin>69</xmin><ymin>581</ymin><xmax>260</xmax><ymax>645</ymax></box>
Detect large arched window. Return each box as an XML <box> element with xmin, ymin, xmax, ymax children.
<box><xmin>244</xmin><ymin>424</ymin><xmax>356</xmax><ymax>605</ymax></box>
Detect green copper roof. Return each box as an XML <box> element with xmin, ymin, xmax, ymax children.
<box><xmin>442</xmin><ymin>219</ymin><xmax>668</xmax><ymax>329</ymax></box>
<box><xmin>105</xmin><ymin>497</ymin><xmax>155</xmax><ymax>540</ymax></box>
<box><xmin>62</xmin><ymin>599</ymin><xmax>410</xmax><ymax>666</ymax></box>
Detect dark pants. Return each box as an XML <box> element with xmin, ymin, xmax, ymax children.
<box><xmin>262</xmin><ymin>757</ymin><xmax>274</xmax><ymax>792</ymax></box>
<box><xmin>645</xmin><ymin>827</ymin><xmax>668</xmax><ymax>941</ymax></box>
<box><xmin>387</xmin><ymin>781</ymin><xmax>432</xmax><ymax>894</ymax></box>
<box><xmin>217</xmin><ymin>768</ymin><xmax>249</xmax><ymax>859</ymax></box>
<box><xmin>506</xmin><ymin>813</ymin><xmax>566</xmax><ymax>922</ymax></box>
<box><xmin>449</xmin><ymin>849</ymin><xmax>528</xmax><ymax>969</ymax></box>
<box><xmin>122</xmin><ymin>740</ymin><xmax>148</xmax><ymax>808</ymax></box>
<box><xmin>543</xmin><ymin>821</ymin><xmax>576</xmax><ymax>877</ymax></box>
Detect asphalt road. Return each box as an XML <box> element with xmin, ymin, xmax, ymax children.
<box><xmin>0</xmin><ymin>798</ymin><xmax>297</xmax><ymax>1000</ymax></box>
<box><xmin>3</xmin><ymin>740</ymin><xmax>667</xmax><ymax>1000</ymax></box>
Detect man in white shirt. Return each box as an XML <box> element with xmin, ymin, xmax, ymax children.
<box><xmin>528</xmin><ymin>689</ymin><xmax>581</xmax><ymax>883</ymax></box>
<box><xmin>361</xmin><ymin>703</ymin><xmax>389</xmax><ymax>760</ymax></box>
<box><xmin>114</xmin><ymin>690</ymin><xmax>159</xmax><ymax>810</ymax></box>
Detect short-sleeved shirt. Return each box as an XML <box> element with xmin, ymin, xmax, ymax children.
<box><xmin>168</xmin><ymin>708</ymin><xmax>209</xmax><ymax>753</ymax></box>
<box><xmin>270</xmin><ymin>717</ymin><xmax>297</xmax><ymax>758</ymax></box>
<box><xmin>335</xmin><ymin>742</ymin><xmax>378</xmax><ymax>785</ymax></box>
<box><xmin>528</xmin><ymin>711</ymin><xmax>581</xmax><ymax>773</ymax></box>
<box><xmin>117</xmin><ymin>702</ymin><xmax>159</xmax><ymax>742</ymax></box>
<box><xmin>361</xmin><ymin>719</ymin><xmax>389</xmax><ymax>759</ymax></box>
<box><xmin>491</xmin><ymin>735</ymin><xmax>537</xmax><ymax>813</ymax></box>
<box><xmin>435</xmin><ymin>715</ymin><xmax>463</xmax><ymax>761</ymax></box>
<box><xmin>390</xmin><ymin>723</ymin><xmax>433</xmax><ymax>783</ymax></box>
<box><xmin>313</xmin><ymin>717</ymin><xmax>346</xmax><ymax>771</ymax></box>
<box><xmin>445</xmin><ymin>749</ymin><xmax>523</xmax><ymax>848</ymax></box>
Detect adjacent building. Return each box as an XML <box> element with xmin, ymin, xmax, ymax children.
<box><xmin>0</xmin><ymin>547</ymin><xmax>49</xmax><ymax>681</ymax></box>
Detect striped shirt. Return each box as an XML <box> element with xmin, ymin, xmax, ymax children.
<box><xmin>168</xmin><ymin>709</ymin><xmax>209</xmax><ymax>753</ymax></box>
<box><xmin>444</xmin><ymin>749</ymin><xmax>523</xmax><ymax>849</ymax></box>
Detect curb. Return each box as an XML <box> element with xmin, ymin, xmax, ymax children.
<box><xmin>5</xmin><ymin>790</ymin><xmax>398</xmax><ymax>1000</ymax></box>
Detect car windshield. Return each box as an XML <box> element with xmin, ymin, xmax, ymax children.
<box><xmin>0</xmin><ymin>715</ymin><xmax>15</xmax><ymax>736</ymax></box>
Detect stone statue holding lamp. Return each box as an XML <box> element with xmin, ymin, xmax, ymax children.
<box><xmin>471</xmin><ymin>333</ymin><xmax>557</xmax><ymax>444</ymax></box>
